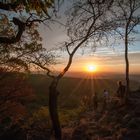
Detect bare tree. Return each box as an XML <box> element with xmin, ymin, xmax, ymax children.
<box><xmin>113</xmin><ymin>0</ymin><xmax>140</xmax><ymax>96</ymax></box>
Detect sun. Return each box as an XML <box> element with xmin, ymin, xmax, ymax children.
<box><xmin>86</xmin><ymin>64</ymin><xmax>97</xmax><ymax>72</ymax></box>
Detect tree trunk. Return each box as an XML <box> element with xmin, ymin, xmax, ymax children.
<box><xmin>49</xmin><ymin>79</ymin><xmax>61</xmax><ymax>140</ymax></box>
<box><xmin>125</xmin><ymin>32</ymin><xmax>130</xmax><ymax>97</ymax></box>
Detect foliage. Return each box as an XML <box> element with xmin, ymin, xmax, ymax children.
<box><xmin>0</xmin><ymin>33</ymin><xmax>55</xmax><ymax>72</ymax></box>
<box><xmin>23</xmin><ymin>106</ymin><xmax>51</xmax><ymax>130</ymax></box>
<box><xmin>59</xmin><ymin>107</ymin><xmax>84</xmax><ymax>126</ymax></box>
<box><xmin>0</xmin><ymin>72</ymin><xmax>36</xmax><ymax>136</ymax></box>
<box><xmin>24</xmin><ymin>106</ymin><xmax>83</xmax><ymax>129</ymax></box>
<box><xmin>0</xmin><ymin>0</ymin><xmax>55</xmax><ymax>43</ymax></box>
<box><xmin>0</xmin><ymin>0</ymin><xmax>59</xmax><ymax>72</ymax></box>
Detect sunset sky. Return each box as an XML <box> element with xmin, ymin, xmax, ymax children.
<box><xmin>39</xmin><ymin>23</ymin><xmax>140</xmax><ymax>75</ymax></box>
<box><xmin>39</xmin><ymin>1</ymin><xmax>140</xmax><ymax>76</ymax></box>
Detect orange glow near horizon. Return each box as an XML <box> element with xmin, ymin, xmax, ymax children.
<box><xmin>49</xmin><ymin>55</ymin><xmax>140</xmax><ymax>75</ymax></box>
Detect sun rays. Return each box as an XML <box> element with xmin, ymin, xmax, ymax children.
<box><xmin>67</xmin><ymin>70</ymin><xmax>114</xmax><ymax>101</ymax></box>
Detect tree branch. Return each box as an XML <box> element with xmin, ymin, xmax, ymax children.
<box><xmin>57</xmin><ymin>18</ymin><xmax>96</xmax><ymax>80</ymax></box>
<box><xmin>0</xmin><ymin>15</ymin><xmax>51</xmax><ymax>44</ymax></box>
<box><xmin>0</xmin><ymin>17</ymin><xmax>25</xmax><ymax>44</ymax></box>
<box><xmin>31</xmin><ymin>61</ymin><xmax>55</xmax><ymax>78</ymax></box>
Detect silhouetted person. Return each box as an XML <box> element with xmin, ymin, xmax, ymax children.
<box><xmin>103</xmin><ymin>89</ymin><xmax>109</xmax><ymax>101</ymax></box>
<box><xmin>81</xmin><ymin>95</ymin><xmax>90</xmax><ymax>107</ymax></box>
<box><xmin>93</xmin><ymin>92</ymin><xmax>98</xmax><ymax>111</ymax></box>
<box><xmin>103</xmin><ymin>89</ymin><xmax>109</xmax><ymax>110</ymax></box>
<box><xmin>117</xmin><ymin>81</ymin><xmax>125</xmax><ymax>99</ymax></box>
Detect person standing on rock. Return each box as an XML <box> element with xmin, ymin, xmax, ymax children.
<box><xmin>117</xmin><ymin>81</ymin><xmax>125</xmax><ymax>99</ymax></box>
<box><xmin>103</xmin><ymin>89</ymin><xmax>109</xmax><ymax>110</ymax></box>
<box><xmin>93</xmin><ymin>92</ymin><xmax>98</xmax><ymax>111</ymax></box>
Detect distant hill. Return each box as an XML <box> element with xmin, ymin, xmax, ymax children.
<box><xmin>27</xmin><ymin>74</ymin><xmax>140</xmax><ymax>110</ymax></box>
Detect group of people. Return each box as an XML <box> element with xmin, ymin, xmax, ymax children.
<box><xmin>93</xmin><ymin>81</ymin><xmax>126</xmax><ymax>111</ymax></box>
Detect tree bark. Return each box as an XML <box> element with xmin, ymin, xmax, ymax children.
<box><xmin>49</xmin><ymin>79</ymin><xmax>61</xmax><ymax>140</ymax></box>
<box><xmin>125</xmin><ymin>29</ymin><xmax>130</xmax><ymax>97</ymax></box>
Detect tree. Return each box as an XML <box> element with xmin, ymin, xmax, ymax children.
<box><xmin>114</xmin><ymin>0</ymin><xmax>140</xmax><ymax>96</ymax></box>
<box><xmin>0</xmin><ymin>0</ymin><xmax>57</xmax><ymax>44</ymax></box>
<box><xmin>0</xmin><ymin>0</ymin><xmax>59</xmax><ymax>74</ymax></box>
<box><xmin>0</xmin><ymin>29</ymin><xmax>55</xmax><ymax>76</ymax></box>
<box><xmin>0</xmin><ymin>1</ymin><xmax>59</xmax><ymax>138</ymax></box>
<box><xmin>34</xmin><ymin>0</ymin><xmax>117</xmax><ymax>139</ymax></box>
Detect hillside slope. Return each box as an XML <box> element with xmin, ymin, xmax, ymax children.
<box><xmin>63</xmin><ymin>90</ymin><xmax>140</xmax><ymax>140</ymax></box>
<box><xmin>27</xmin><ymin>74</ymin><xmax>140</xmax><ymax>110</ymax></box>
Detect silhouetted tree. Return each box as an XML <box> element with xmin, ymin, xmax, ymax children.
<box><xmin>0</xmin><ymin>0</ymin><xmax>58</xmax><ymax>74</ymax></box>
<box><xmin>0</xmin><ymin>0</ymin><xmax>59</xmax><ymax>44</ymax></box>
<box><xmin>113</xmin><ymin>0</ymin><xmax>140</xmax><ymax>97</ymax></box>
<box><xmin>34</xmin><ymin>0</ymin><xmax>118</xmax><ymax>139</ymax></box>
<box><xmin>0</xmin><ymin>1</ymin><xmax>60</xmax><ymax>139</ymax></box>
